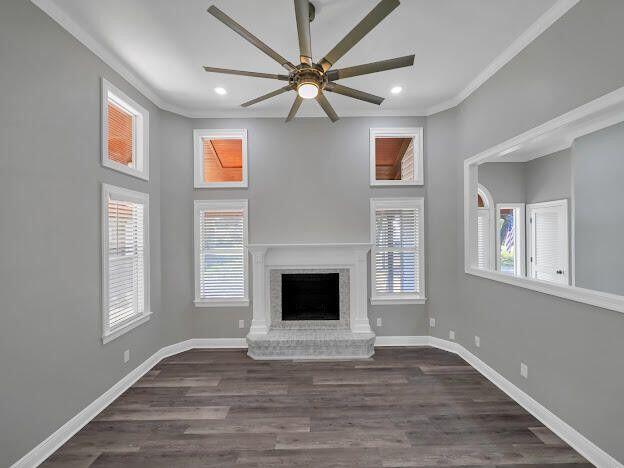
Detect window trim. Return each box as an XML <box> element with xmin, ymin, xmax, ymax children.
<box><xmin>495</xmin><ymin>203</ymin><xmax>526</xmax><ymax>277</ymax></box>
<box><xmin>194</xmin><ymin>199</ymin><xmax>249</xmax><ymax>307</ymax></box>
<box><xmin>101</xmin><ymin>79</ymin><xmax>149</xmax><ymax>180</ymax></box>
<box><xmin>370</xmin><ymin>197</ymin><xmax>426</xmax><ymax>305</ymax></box>
<box><xmin>370</xmin><ymin>127</ymin><xmax>424</xmax><ymax>186</ymax></box>
<box><xmin>101</xmin><ymin>184</ymin><xmax>151</xmax><ymax>344</ymax></box>
<box><xmin>193</xmin><ymin>129</ymin><xmax>248</xmax><ymax>188</ymax></box>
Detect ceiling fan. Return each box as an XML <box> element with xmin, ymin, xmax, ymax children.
<box><xmin>203</xmin><ymin>0</ymin><xmax>414</xmax><ymax>122</ymax></box>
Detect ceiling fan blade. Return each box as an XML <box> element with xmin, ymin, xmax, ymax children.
<box><xmin>241</xmin><ymin>85</ymin><xmax>293</xmax><ymax>107</ymax></box>
<box><xmin>286</xmin><ymin>95</ymin><xmax>303</xmax><ymax>122</ymax></box>
<box><xmin>319</xmin><ymin>0</ymin><xmax>400</xmax><ymax>71</ymax></box>
<box><xmin>316</xmin><ymin>92</ymin><xmax>339</xmax><ymax>122</ymax></box>
<box><xmin>294</xmin><ymin>0</ymin><xmax>313</xmax><ymax>65</ymax></box>
<box><xmin>203</xmin><ymin>66</ymin><xmax>289</xmax><ymax>80</ymax></box>
<box><xmin>326</xmin><ymin>54</ymin><xmax>414</xmax><ymax>81</ymax></box>
<box><xmin>325</xmin><ymin>82</ymin><xmax>384</xmax><ymax>105</ymax></box>
<box><xmin>207</xmin><ymin>5</ymin><xmax>296</xmax><ymax>72</ymax></box>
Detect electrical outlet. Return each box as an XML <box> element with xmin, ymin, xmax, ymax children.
<box><xmin>449</xmin><ymin>330</ymin><xmax>455</xmax><ymax>340</ymax></box>
<box><xmin>474</xmin><ymin>336</ymin><xmax>480</xmax><ymax>348</ymax></box>
<box><xmin>429</xmin><ymin>318</ymin><xmax>436</xmax><ymax>328</ymax></box>
<box><xmin>238</xmin><ymin>319</ymin><xmax>245</xmax><ymax>329</ymax></box>
<box><xmin>520</xmin><ymin>362</ymin><xmax>528</xmax><ymax>379</ymax></box>
<box><xmin>123</xmin><ymin>350</ymin><xmax>130</xmax><ymax>363</ymax></box>
<box><xmin>376</xmin><ymin>317</ymin><xmax>382</xmax><ymax>327</ymax></box>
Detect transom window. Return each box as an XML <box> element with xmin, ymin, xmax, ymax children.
<box><xmin>101</xmin><ymin>79</ymin><xmax>149</xmax><ymax>180</ymax></box>
<box><xmin>194</xmin><ymin>199</ymin><xmax>249</xmax><ymax>306</ymax></box>
<box><xmin>370</xmin><ymin>128</ymin><xmax>424</xmax><ymax>186</ymax></box>
<box><xmin>194</xmin><ymin>129</ymin><xmax>248</xmax><ymax>188</ymax></box>
<box><xmin>370</xmin><ymin>198</ymin><xmax>425</xmax><ymax>305</ymax></box>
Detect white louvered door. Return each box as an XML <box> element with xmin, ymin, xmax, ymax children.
<box><xmin>371</xmin><ymin>198</ymin><xmax>424</xmax><ymax>301</ymax></box>
<box><xmin>527</xmin><ymin>200</ymin><xmax>569</xmax><ymax>285</ymax></box>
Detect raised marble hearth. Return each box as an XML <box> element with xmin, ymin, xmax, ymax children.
<box><xmin>247</xmin><ymin>330</ymin><xmax>375</xmax><ymax>360</ymax></box>
<box><xmin>246</xmin><ymin>243</ymin><xmax>374</xmax><ymax>360</ymax></box>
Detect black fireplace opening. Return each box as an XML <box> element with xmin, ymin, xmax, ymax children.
<box><xmin>281</xmin><ymin>273</ymin><xmax>340</xmax><ymax>321</ymax></box>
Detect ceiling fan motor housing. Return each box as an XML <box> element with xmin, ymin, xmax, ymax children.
<box><xmin>290</xmin><ymin>65</ymin><xmax>327</xmax><ymax>94</ymax></box>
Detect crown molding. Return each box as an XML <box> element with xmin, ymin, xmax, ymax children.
<box><xmin>32</xmin><ymin>0</ymin><xmax>579</xmax><ymax>119</ymax></box>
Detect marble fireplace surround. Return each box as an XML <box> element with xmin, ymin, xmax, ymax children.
<box><xmin>247</xmin><ymin>243</ymin><xmax>374</xmax><ymax>336</ymax></box>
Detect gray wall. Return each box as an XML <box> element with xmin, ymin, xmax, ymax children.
<box><xmin>525</xmin><ymin>149</ymin><xmax>572</xmax><ymax>204</ymax></box>
<box><xmin>441</xmin><ymin>0</ymin><xmax>624</xmax><ymax>462</ymax></box>
<box><xmin>573</xmin><ymin>121</ymin><xmax>624</xmax><ymax>296</ymax></box>
<box><xmin>159</xmin><ymin>116</ymin><xmax>429</xmax><ymax>339</ymax></box>
<box><xmin>478</xmin><ymin>162</ymin><xmax>526</xmax><ymax>204</ymax></box>
<box><xmin>0</xmin><ymin>1</ymin><xmax>165</xmax><ymax>465</ymax></box>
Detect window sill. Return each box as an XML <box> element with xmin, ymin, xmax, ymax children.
<box><xmin>370</xmin><ymin>296</ymin><xmax>427</xmax><ymax>305</ymax></box>
<box><xmin>102</xmin><ymin>312</ymin><xmax>152</xmax><ymax>344</ymax></box>
<box><xmin>194</xmin><ymin>299</ymin><xmax>250</xmax><ymax>308</ymax></box>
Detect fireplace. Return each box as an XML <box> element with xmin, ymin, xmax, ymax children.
<box><xmin>282</xmin><ymin>273</ymin><xmax>340</xmax><ymax>321</ymax></box>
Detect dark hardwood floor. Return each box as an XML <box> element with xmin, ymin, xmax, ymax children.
<box><xmin>42</xmin><ymin>347</ymin><xmax>590</xmax><ymax>467</ymax></box>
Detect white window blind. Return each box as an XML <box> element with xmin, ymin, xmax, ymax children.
<box><xmin>528</xmin><ymin>200</ymin><xmax>569</xmax><ymax>285</ymax></box>
<box><xmin>195</xmin><ymin>200</ymin><xmax>249</xmax><ymax>306</ymax></box>
<box><xmin>477</xmin><ymin>209</ymin><xmax>491</xmax><ymax>270</ymax></box>
<box><xmin>102</xmin><ymin>184</ymin><xmax>150</xmax><ymax>343</ymax></box>
<box><xmin>371</xmin><ymin>198</ymin><xmax>425</xmax><ymax>303</ymax></box>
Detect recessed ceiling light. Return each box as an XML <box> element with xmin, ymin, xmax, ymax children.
<box><xmin>214</xmin><ymin>87</ymin><xmax>227</xmax><ymax>95</ymax></box>
<box><xmin>391</xmin><ymin>86</ymin><xmax>403</xmax><ymax>95</ymax></box>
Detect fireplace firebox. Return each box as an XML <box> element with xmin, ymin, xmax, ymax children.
<box><xmin>281</xmin><ymin>273</ymin><xmax>340</xmax><ymax>321</ymax></box>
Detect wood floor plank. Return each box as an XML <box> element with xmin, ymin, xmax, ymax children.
<box><xmin>42</xmin><ymin>348</ymin><xmax>589</xmax><ymax>467</ymax></box>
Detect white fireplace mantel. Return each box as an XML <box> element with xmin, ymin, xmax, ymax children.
<box><xmin>247</xmin><ymin>243</ymin><xmax>373</xmax><ymax>335</ymax></box>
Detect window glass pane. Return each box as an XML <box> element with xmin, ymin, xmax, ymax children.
<box><xmin>375</xmin><ymin>137</ymin><xmax>414</xmax><ymax>181</ymax></box>
<box><xmin>498</xmin><ymin>208</ymin><xmax>516</xmax><ymax>275</ymax></box>
<box><xmin>107</xmin><ymin>101</ymin><xmax>134</xmax><ymax>167</ymax></box>
<box><xmin>203</xmin><ymin>138</ymin><xmax>243</xmax><ymax>183</ymax></box>
<box><xmin>374</xmin><ymin>251</ymin><xmax>417</xmax><ymax>293</ymax></box>
<box><xmin>199</xmin><ymin>210</ymin><xmax>245</xmax><ymax>299</ymax></box>
<box><xmin>107</xmin><ymin>200</ymin><xmax>144</xmax><ymax>328</ymax></box>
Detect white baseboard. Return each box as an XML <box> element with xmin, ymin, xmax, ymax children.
<box><xmin>12</xmin><ymin>336</ymin><xmax>621</xmax><ymax>468</ymax></box>
<box><xmin>374</xmin><ymin>335</ymin><xmax>430</xmax><ymax>346</ymax></box>
<box><xmin>191</xmin><ymin>337</ymin><xmax>247</xmax><ymax>348</ymax></box>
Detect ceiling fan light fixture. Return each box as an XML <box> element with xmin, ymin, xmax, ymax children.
<box><xmin>297</xmin><ymin>81</ymin><xmax>319</xmax><ymax>99</ymax></box>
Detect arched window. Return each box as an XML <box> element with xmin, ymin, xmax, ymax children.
<box><xmin>476</xmin><ymin>184</ymin><xmax>494</xmax><ymax>270</ymax></box>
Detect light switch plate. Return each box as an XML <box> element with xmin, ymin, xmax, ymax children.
<box><xmin>429</xmin><ymin>318</ymin><xmax>436</xmax><ymax>328</ymax></box>
<box><xmin>474</xmin><ymin>336</ymin><xmax>480</xmax><ymax>347</ymax></box>
<box><xmin>521</xmin><ymin>362</ymin><xmax>528</xmax><ymax>378</ymax></box>
<box><xmin>123</xmin><ymin>350</ymin><xmax>130</xmax><ymax>363</ymax></box>
<box><xmin>376</xmin><ymin>317</ymin><xmax>382</xmax><ymax>327</ymax></box>
<box><xmin>238</xmin><ymin>319</ymin><xmax>245</xmax><ymax>329</ymax></box>
<box><xmin>449</xmin><ymin>330</ymin><xmax>455</xmax><ymax>340</ymax></box>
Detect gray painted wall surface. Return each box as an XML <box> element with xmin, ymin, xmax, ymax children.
<box><xmin>573</xmin><ymin>121</ymin><xmax>624</xmax><ymax>296</ymax></box>
<box><xmin>159</xmin><ymin>117</ymin><xmax>429</xmax><ymax>339</ymax></box>
<box><xmin>525</xmin><ymin>149</ymin><xmax>571</xmax><ymax>204</ymax></box>
<box><xmin>444</xmin><ymin>0</ymin><xmax>624</xmax><ymax>462</ymax></box>
<box><xmin>0</xmin><ymin>1</ymin><xmax>165</xmax><ymax>465</ymax></box>
<box><xmin>478</xmin><ymin>162</ymin><xmax>526</xmax><ymax>204</ymax></box>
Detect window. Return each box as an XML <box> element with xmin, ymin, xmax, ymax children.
<box><xmin>527</xmin><ymin>199</ymin><xmax>569</xmax><ymax>284</ymax></box>
<box><xmin>194</xmin><ymin>199</ymin><xmax>249</xmax><ymax>306</ymax></box>
<box><xmin>101</xmin><ymin>79</ymin><xmax>149</xmax><ymax>180</ymax></box>
<box><xmin>102</xmin><ymin>184</ymin><xmax>150</xmax><ymax>343</ymax></box>
<box><xmin>194</xmin><ymin>129</ymin><xmax>248</xmax><ymax>188</ymax></box>
<box><xmin>476</xmin><ymin>184</ymin><xmax>494</xmax><ymax>270</ymax></box>
<box><xmin>496</xmin><ymin>204</ymin><xmax>525</xmax><ymax>276</ymax></box>
<box><xmin>370</xmin><ymin>128</ymin><xmax>424</xmax><ymax>186</ymax></box>
<box><xmin>370</xmin><ymin>198</ymin><xmax>425</xmax><ymax>304</ymax></box>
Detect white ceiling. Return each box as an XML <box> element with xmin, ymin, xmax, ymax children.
<box><xmin>35</xmin><ymin>0</ymin><xmax>572</xmax><ymax>117</ymax></box>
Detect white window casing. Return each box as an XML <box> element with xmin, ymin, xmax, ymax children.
<box><xmin>370</xmin><ymin>197</ymin><xmax>426</xmax><ymax>305</ymax></box>
<box><xmin>101</xmin><ymin>78</ymin><xmax>149</xmax><ymax>180</ymax></box>
<box><xmin>193</xmin><ymin>129</ymin><xmax>248</xmax><ymax>188</ymax></box>
<box><xmin>370</xmin><ymin>127</ymin><xmax>424</xmax><ymax>186</ymax></box>
<box><xmin>102</xmin><ymin>184</ymin><xmax>150</xmax><ymax>343</ymax></box>
<box><xmin>194</xmin><ymin>199</ymin><xmax>249</xmax><ymax>307</ymax></box>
